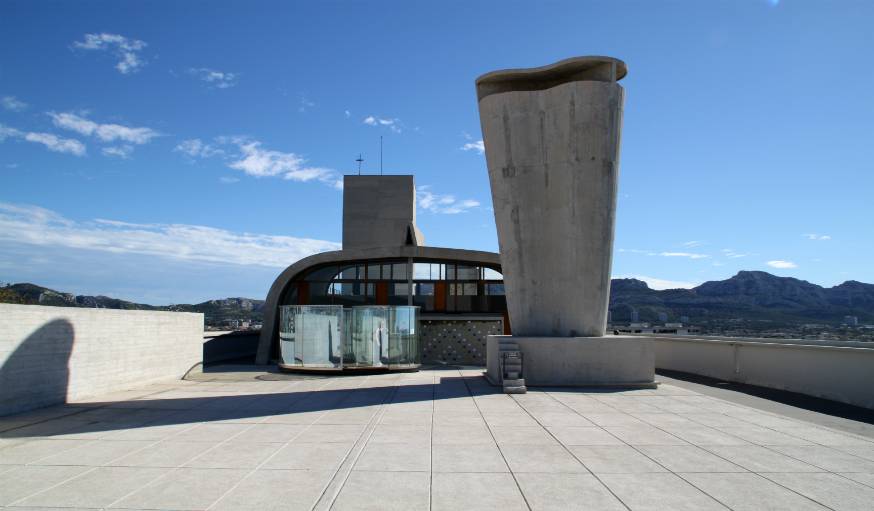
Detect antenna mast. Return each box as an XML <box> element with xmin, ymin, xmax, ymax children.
<box><xmin>380</xmin><ymin>136</ymin><xmax>383</xmax><ymax>175</ymax></box>
<box><xmin>355</xmin><ymin>154</ymin><xmax>363</xmax><ymax>175</ymax></box>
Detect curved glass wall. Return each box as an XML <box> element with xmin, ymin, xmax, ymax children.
<box><xmin>279</xmin><ymin>305</ymin><xmax>420</xmax><ymax>371</ymax></box>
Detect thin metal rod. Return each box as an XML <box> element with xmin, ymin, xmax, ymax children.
<box><xmin>380</xmin><ymin>136</ymin><xmax>383</xmax><ymax>175</ymax></box>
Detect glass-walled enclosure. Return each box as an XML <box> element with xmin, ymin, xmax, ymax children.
<box><xmin>279</xmin><ymin>258</ymin><xmax>505</xmax><ymax>314</ymax></box>
<box><xmin>279</xmin><ymin>305</ymin><xmax>420</xmax><ymax>371</ymax></box>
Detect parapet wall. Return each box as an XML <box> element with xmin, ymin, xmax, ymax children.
<box><xmin>652</xmin><ymin>335</ymin><xmax>874</xmax><ymax>409</ymax></box>
<box><xmin>0</xmin><ymin>303</ymin><xmax>203</xmax><ymax>416</ymax></box>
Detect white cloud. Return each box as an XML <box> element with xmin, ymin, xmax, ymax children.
<box><xmin>721</xmin><ymin>249</ymin><xmax>749</xmax><ymax>258</ymax></box>
<box><xmin>174</xmin><ymin>138</ymin><xmax>223</xmax><ymax>159</ymax></box>
<box><xmin>189</xmin><ymin>68</ymin><xmax>238</xmax><ymax>89</ymax></box>
<box><xmin>363</xmin><ymin>115</ymin><xmax>402</xmax><ymax>133</ymax></box>
<box><xmin>0</xmin><ymin>201</ymin><xmax>341</xmax><ymax>268</ymax></box>
<box><xmin>175</xmin><ymin>136</ymin><xmax>342</xmax><ymax>190</ymax></box>
<box><xmin>344</xmin><ymin>110</ymin><xmax>351</xmax><ymax>118</ymax></box>
<box><xmin>416</xmin><ymin>186</ymin><xmax>480</xmax><ymax>214</ymax></box>
<box><xmin>1</xmin><ymin>96</ymin><xmax>27</xmax><ymax>112</ymax></box>
<box><xmin>219</xmin><ymin>176</ymin><xmax>239</xmax><ymax>184</ymax></box>
<box><xmin>49</xmin><ymin>112</ymin><xmax>158</xmax><ymax>146</ymax></box>
<box><xmin>461</xmin><ymin>140</ymin><xmax>485</xmax><ymax>154</ymax></box>
<box><xmin>617</xmin><ymin>274</ymin><xmax>700</xmax><ymax>290</ymax></box>
<box><xmin>804</xmin><ymin>233</ymin><xmax>831</xmax><ymax>241</ymax></box>
<box><xmin>0</xmin><ymin>124</ymin><xmax>86</xmax><ymax>156</ymax></box>
<box><xmin>682</xmin><ymin>240</ymin><xmax>704</xmax><ymax>248</ymax></box>
<box><xmin>72</xmin><ymin>33</ymin><xmax>147</xmax><ymax>74</ymax></box>
<box><xmin>659</xmin><ymin>252</ymin><xmax>709</xmax><ymax>259</ymax></box>
<box><xmin>102</xmin><ymin>145</ymin><xmax>134</xmax><ymax>159</ymax></box>
<box><xmin>298</xmin><ymin>94</ymin><xmax>315</xmax><ymax>113</ymax></box>
<box><xmin>767</xmin><ymin>260</ymin><xmax>798</xmax><ymax>269</ymax></box>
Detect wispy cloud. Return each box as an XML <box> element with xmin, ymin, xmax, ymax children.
<box><xmin>617</xmin><ymin>274</ymin><xmax>700</xmax><ymax>290</ymax></box>
<box><xmin>767</xmin><ymin>260</ymin><xmax>797</xmax><ymax>269</ymax></box>
<box><xmin>1</xmin><ymin>96</ymin><xmax>27</xmax><ymax>112</ymax></box>
<box><xmin>461</xmin><ymin>140</ymin><xmax>485</xmax><ymax>154</ymax></box>
<box><xmin>176</xmin><ymin>136</ymin><xmax>342</xmax><ymax>190</ymax></box>
<box><xmin>298</xmin><ymin>94</ymin><xmax>315</xmax><ymax>113</ymax></box>
<box><xmin>344</xmin><ymin>110</ymin><xmax>351</xmax><ymax>118</ymax></box>
<box><xmin>721</xmin><ymin>248</ymin><xmax>749</xmax><ymax>259</ymax></box>
<box><xmin>188</xmin><ymin>68</ymin><xmax>238</xmax><ymax>89</ymax></box>
<box><xmin>175</xmin><ymin>138</ymin><xmax>224</xmax><ymax>159</ymax></box>
<box><xmin>72</xmin><ymin>33</ymin><xmax>147</xmax><ymax>74</ymax></box>
<box><xmin>416</xmin><ymin>186</ymin><xmax>480</xmax><ymax>214</ymax></box>
<box><xmin>363</xmin><ymin>115</ymin><xmax>402</xmax><ymax>133</ymax></box>
<box><xmin>219</xmin><ymin>176</ymin><xmax>239</xmax><ymax>184</ymax></box>
<box><xmin>0</xmin><ymin>124</ymin><xmax>86</xmax><ymax>156</ymax></box>
<box><xmin>804</xmin><ymin>233</ymin><xmax>831</xmax><ymax>241</ymax></box>
<box><xmin>0</xmin><ymin>201</ymin><xmax>341</xmax><ymax>268</ymax></box>
<box><xmin>659</xmin><ymin>252</ymin><xmax>709</xmax><ymax>259</ymax></box>
<box><xmin>101</xmin><ymin>145</ymin><xmax>134</xmax><ymax>159</ymax></box>
<box><xmin>681</xmin><ymin>240</ymin><xmax>704</xmax><ymax>248</ymax></box>
<box><xmin>49</xmin><ymin>112</ymin><xmax>159</xmax><ymax>145</ymax></box>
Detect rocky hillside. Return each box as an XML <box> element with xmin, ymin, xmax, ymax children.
<box><xmin>0</xmin><ymin>283</ymin><xmax>264</xmax><ymax>326</ymax></box>
<box><xmin>609</xmin><ymin>271</ymin><xmax>874</xmax><ymax>325</ymax></box>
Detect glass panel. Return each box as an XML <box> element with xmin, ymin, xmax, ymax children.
<box><xmin>278</xmin><ymin>305</ymin><xmax>343</xmax><ymax>369</ymax></box>
<box><xmin>483</xmin><ymin>267</ymin><xmax>503</xmax><ymax>280</ymax></box>
<box><xmin>393</xmin><ymin>283</ymin><xmax>410</xmax><ymax>296</ymax></box>
<box><xmin>415</xmin><ymin>283</ymin><xmax>434</xmax><ymax>295</ymax></box>
<box><xmin>308</xmin><ymin>282</ymin><xmax>332</xmax><ymax>305</ymax></box>
<box><xmin>462</xmin><ymin>283</ymin><xmax>477</xmax><ymax>295</ymax></box>
<box><xmin>388</xmin><ymin>306</ymin><xmax>419</xmax><ymax>366</ymax></box>
<box><xmin>338</xmin><ymin>264</ymin><xmax>364</xmax><ymax>280</ymax></box>
<box><xmin>485</xmin><ymin>283</ymin><xmax>505</xmax><ymax>295</ymax></box>
<box><xmin>391</xmin><ymin>262</ymin><xmax>408</xmax><ymax>281</ymax></box>
<box><xmin>445</xmin><ymin>264</ymin><xmax>456</xmax><ymax>280</ymax></box>
<box><xmin>366</xmin><ymin>264</ymin><xmax>381</xmax><ymax>280</ymax></box>
<box><xmin>304</xmin><ymin>265</ymin><xmax>339</xmax><ymax>281</ymax></box>
<box><xmin>413</xmin><ymin>262</ymin><xmax>431</xmax><ymax>280</ymax></box>
<box><xmin>456</xmin><ymin>265</ymin><xmax>480</xmax><ymax>280</ymax></box>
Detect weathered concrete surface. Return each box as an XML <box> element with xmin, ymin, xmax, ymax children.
<box><xmin>487</xmin><ymin>335</ymin><xmax>654</xmax><ymax>387</ymax></box>
<box><xmin>0</xmin><ymin>304</ymin><xmax>203</xmax><ymax>416</ymax></box>
<box><xmin>256</xmin><ymin>245</ymin><xmax>502</xmax><ymax>364</ymax></box>
<box><xmin>653</xmin><ymin>335</ymin><xmax>874</xmax><ymax>409</ymax></box>
<box><xmin>477</xmin><ymin>56</ymin><xmax>625</xmax><ymax>337</ymax></box>
<box><xmin>342</xmin><ymin>175</ymin><xmax>424</xmax><ymax>250</ymax></box>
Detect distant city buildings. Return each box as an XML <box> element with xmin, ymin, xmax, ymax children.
<box><xmin>658</xmin><ymin>312</ymin><xmax>668</xmax><ymax>323</ymax></box>
<box><xmin>844</xmin><ymin>315</ymin><xmax>859</xmax><ymax>326</ymax></box>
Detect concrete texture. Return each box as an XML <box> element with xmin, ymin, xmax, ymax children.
<box><xmin>3</xmin><ymin>366</ymin><xmax>874</xmax><ymax>510</ymax></box>
<box><xmin>476</xmin><ymin>56</ymin><xmax>625</xmax><ymax>338</ymax></box>
<box><xmin>0</xmin><ymin>304</ymin><xmax>203</xmax><ymax>416</ymax></box>
<box><xmin>256</xmin><ymin>245</ymin><xmax>501</xmax><ymax>364</ymax></box>
<box><xmin>487</xmin><ymin>335</ymin><xmax>655</xmax><ymax>387</ymax></box>
<box><xmin>653</xmin><ymin>335</ymin><xmax>874</xmax><ymax>409</ymax></box>
<box><xmin>342</xmin><ymin>175</ymin><xmax>423</xmax><ymax>250</ymax></box>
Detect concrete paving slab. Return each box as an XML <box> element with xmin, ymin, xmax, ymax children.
<box><xmin>763</xmin><ymin>472</ymin><xmax>874</xmax><ymax>511</ymax></box>
<box><xmin>12</xmin><ymin>466</ymin><xmax>168</xmax><ymax>508</ymax></box>
<box><xmin>431</xmin><ymin>472</ymin><xmax>527</xmax><ymax>511</ymax></box>
<box><xmin>599</xmin><ymin>472</ymin><xmax>729</xmax><ymax>510</ymax></box>
<box><xmin>333</xmin><ymin>470</ymin><xmax>430</xmax><ymax>511</ymax></box>
<box><xmin>109</xmin><ymin>467</ymin><xmax>248</xmax><ymax>510</ymax></box>
<box><xmin>680</xmin><ymin>473</ymin><xmax>829</xmax><ymax>511</ymax></box>
<box><xmin>108</xmin><ymin>440</ymin><xmax>217</xmax><ymax>468</ymax></box>
<box><xmin>501</xmin><ymin>444</ymin><xmax>586</xmax><ymax>473</ymax></box>
<box><xmin>0</xmin><ymin>465</ymin><xmax>91</xmax><ymax>506</ymax></box>
<box><xmin>547</xmin><ymin>426</ymin><xmax>624</xmax><ymax>446</ymax></box>
<box><xmin>261</xmin><ymin>442</ymin><xmax>352</xmax><ymax>471</ymax></box>
<box><xmin>568</xmin><ymin>445</ymin><xmax>667</xmax><ymax>474</ymax></box>
<box><xmin>353</xmin><ymin>442</ymin><xmax>430</xmax><ymax>472</ymax></box>
<box><xmin>210</xmin><ymin>469</ymin><xmax>335</xmax><ymax>511</ymax></box>
<box><xmin>515</xmin><ymin>472</ymin><xmax>627</xmax><ymax>511</ymax></box>
<box><xmin>636</xmin><ymin>445</ymin><xmax>747</xmax><ymax>473</ymax></box>
<box><xmin>432</xmin><ymin>443</ymin><xmax>508</xmax><ymax>473</ymax></box>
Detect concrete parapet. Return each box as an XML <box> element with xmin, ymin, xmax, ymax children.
<box><xmin>487</xmin><ymin>335</ymin><xmax>655</xmax><ymax>387</ymax></box>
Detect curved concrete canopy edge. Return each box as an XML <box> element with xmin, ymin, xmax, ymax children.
<box><xmin>475</xmin><ymin>55</ymin><xmax>627</xmax><ymax>101</ymax></box>
<box><xmin>255</xmin><ymin>245</ymin><xmax>501</xmax><ymax>364</ymax></box>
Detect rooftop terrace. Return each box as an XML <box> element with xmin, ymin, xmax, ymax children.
<box><xmin>2</xmin><ymin>367</ymin><xmax>874</xmax><ymax>511</ymax></box>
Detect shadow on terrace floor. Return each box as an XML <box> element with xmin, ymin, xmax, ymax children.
<box><xmin>0</xmin><ymin>368</ymin><xmax>555</xmax><ymax>440</ymax></box>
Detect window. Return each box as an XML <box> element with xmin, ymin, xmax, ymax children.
<box><xmin>485</xmin><ymin>284</ymin><xmax>505</xmax><ymax>295</ymax></box>
<box><xmin>304</xmin><ymin>265</ymin><xmax>339</xmax><ymax>281</ymax></box>
<box><xmin>391</xmin><ymin>262</ymin><xmax>408</xmax><ymax>281</ymax></box>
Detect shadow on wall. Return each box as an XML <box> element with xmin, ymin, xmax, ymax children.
<box><xmin>0</xmin><ymin>319</ymin><xmax>74</xmax><ymax>416</ymax></box>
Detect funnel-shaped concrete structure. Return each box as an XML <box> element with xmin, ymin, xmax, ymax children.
<box><xmin>477</xmin><ymin>56</ymin><xmax>654</xmax><ymax>388</ymax></box>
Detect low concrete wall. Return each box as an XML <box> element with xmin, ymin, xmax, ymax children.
<box><xmin>487</xmin><ymin>335</ymin><xmax>655</xmax><ymax>387</ymax></box>
<box><xmin>0</xmin><ymin>304</ymin><xmax>203</xmax><ymax>416</ymax></box>
<box><xmin>203</xmin><ymin>330</ymin><xmax>259</xmax><ymax>365</ymax></box>
<box><xmin>652</xmin><ymin>335</ymin><xmax>874</xmax><ymax>409</ymax></box>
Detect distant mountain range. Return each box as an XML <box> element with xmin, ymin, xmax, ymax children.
<box><xmin>2</xmin><ymin>271</ymin><xmax>872</xmax><ymax>328</ymax></box>
<box><xmin>609</xmin><ymin>271</ymin><xmax>874</xmax><ymax>326</ymax></box>
<box><xmin>0</xmin><ymin>283</ymin><xmax>264</xmax><ymax>326</ymax></box>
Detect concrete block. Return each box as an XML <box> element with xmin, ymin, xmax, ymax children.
<box><xmin>487</xmin><ymin>335</ymin><xmax>655</xmax><ymax>387</ymax></box>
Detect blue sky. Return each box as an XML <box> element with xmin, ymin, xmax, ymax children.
<box><xmin>1</xmin><ymin>1</ymin><xmax>872</xmax><ymax>304</ymax></box>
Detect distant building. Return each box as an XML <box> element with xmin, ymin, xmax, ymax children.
<box><xmin>844</xmin><ymin>315</ymin><xmax>859</xmax><ymax>326</ymax></box>
<box><xmin>614</xmin><ymin>322</ymin><xmax>701</xmax><ymax>335</ymax></box>
<box><xmin>658</xmin><ymin>312</ymin><xmax>668</xmax><ymax>323</ymax></box>
<box><xmin>680</xmin><ymin>315</ymin><xmax>689</xmax><ymax>324</ymax></box>
<box><xmin>630</xmin><ymin>310</ymin><xmax>639</xmax><ymax>322</ymax></box>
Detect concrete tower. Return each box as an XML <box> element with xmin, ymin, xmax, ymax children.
<box><xmin>477</xmin><ymin>56</ymin><xmax>654</xmax><ymax>388</ymax></box>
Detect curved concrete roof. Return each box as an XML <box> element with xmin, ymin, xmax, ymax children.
<box><xmin>475</xmin><ymin>56</ymin><xmax>627</xmax><ymax>101</ymax></box>
<box><xmin>255</xmin><ymin>245</ymin><xmax>501</xmax><ymax>364</ymax></box>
